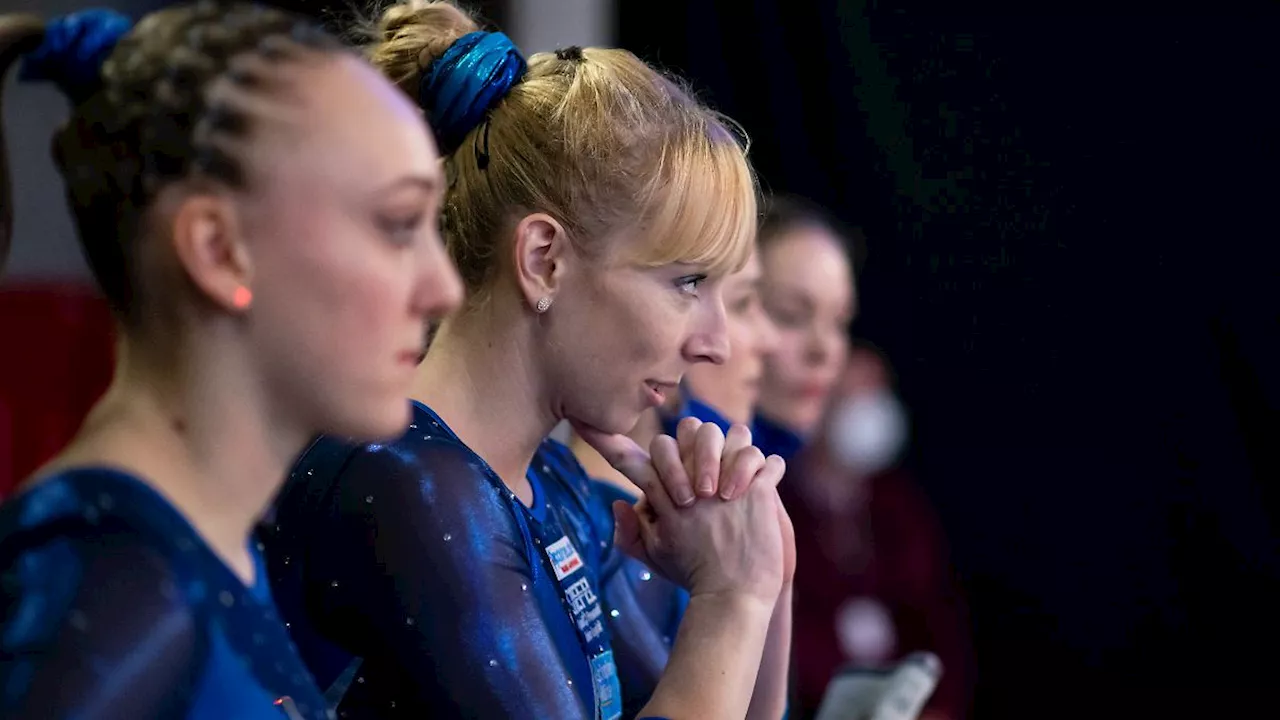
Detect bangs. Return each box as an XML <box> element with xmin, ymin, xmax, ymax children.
<box><xmin>627</xmin><ymin>121</ymin><xmax>758</xmax><ymax>278</ymax></box>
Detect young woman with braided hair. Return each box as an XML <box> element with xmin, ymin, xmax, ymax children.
<box><xmin>267</xmin><ymin>2</ymin><xmax>794</xmax><ymax>719</ymax></box>
<box><xmin>0</xmin><ymin>4</ymin><xmax>462</xmax><ymax>717</ymax></box>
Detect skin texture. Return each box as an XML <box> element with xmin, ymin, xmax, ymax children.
<box><xmin>572</xmin><ymin>253</ymin><xmax>776</xmax><ymax>496</ymax></box>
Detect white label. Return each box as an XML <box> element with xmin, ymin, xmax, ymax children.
<box><xmin>546</xmin><ymin>536</ymin><xmax>584</xmax><ymax>581</ymax></box>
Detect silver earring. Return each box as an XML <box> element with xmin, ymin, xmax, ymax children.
<box><xmin>534</xmin><ymin>296</ymin><xmax>552</xmax><ymax>314</ymax></box>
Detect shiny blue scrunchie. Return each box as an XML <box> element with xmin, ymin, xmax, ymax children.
<box><xmin>417</xmin><ymin>31</ymin><xmax>526</xmax><ymax>154</ymax></box>
<box><xmin>19</xmin><ymin>9</ymin><xmax>133</xmax><ymax>105</ymax></box>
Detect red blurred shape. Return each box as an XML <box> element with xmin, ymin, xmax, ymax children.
<box><xmin>0</xmin><ymin>282</ymin><xmax>115</xmax><ymax>497</ymax></box>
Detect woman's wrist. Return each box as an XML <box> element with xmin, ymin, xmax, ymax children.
<box><xmin>686</xmin><ymin>587</ymin><xmax>778</xmax><ymax>621</ymax></box>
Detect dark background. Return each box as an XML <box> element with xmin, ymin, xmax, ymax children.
<box><xmin>614</xmin><ymin>5</ymin><xmax>1280</xmax><ymax>717</ymax></box>
<box><xmin>251</xmin><ymin>2</ymin><xmax>1280</xmax><ymax>716</ymax></box>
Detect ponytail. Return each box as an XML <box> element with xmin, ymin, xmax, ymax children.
<box><xmin>0</xmin><ymin>10</ymin><xmax>131</xmax><ymax>277</ymax></box>
<box><xmin>0</xmin><ymin>14</ymin><xmax>45</xmax><ymax>275</ymax></box>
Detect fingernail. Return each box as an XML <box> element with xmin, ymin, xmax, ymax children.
<box><xmin>698</xmin><ymin>474</ymin><xmax>714</xmax><ymax>496</ymax></box>
<box><xmin>719</xmin><ymin>485</ymin><xmax>734</xmax><ymax>500</ymax></box>
<box><xmin>677</xmin><ymin>488</ymin><xmax>696</xmax><ymax>506</ymax></box>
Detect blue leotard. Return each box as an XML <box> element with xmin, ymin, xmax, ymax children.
<box><xmin>0</xmin><ymin>468</ymin><xmax>329</xmax><ymax>720</ymax></box>
<box><xmin>266</xmin><ymin>402</ymin><xmax>628</xmax><ymax>719</ymax></box>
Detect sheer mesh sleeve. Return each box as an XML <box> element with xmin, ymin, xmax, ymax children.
<box><xmin>297</xmin><ymin>439</ymin><xmax>592</xmax><ymax>719</ymax></box>
<box><xmin>0</xmin><ymin>531</ymin><xmax>201</xmax><ymax>719</ymax></box>
<box><xmin>588</xmin><ymin>479</ymin><xmax>691</xmax><ymax>717</ymax></box>
<box><xmin>591</xmin><ymin>479</ymin><xmax>688</xmax><ymax>636</ymax></box>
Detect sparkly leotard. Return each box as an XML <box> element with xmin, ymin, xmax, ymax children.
<box><xmin>267</xmin><ymin>402</ymin><xmax>628</xmax><ymax>719</ymax></box>
<box><xmin>267</xmin><ymin>397</ymin><xmax>784</xmax><ymax>719</ymax></box>
<box><xmin>0</xmin><ymin>468</ymin><xmax>329</xmax><ymax>720</ymax></box>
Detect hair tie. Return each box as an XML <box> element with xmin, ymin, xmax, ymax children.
<box><xmin>19</xmin><ymin>9</ymin><xmax>132</xmax><ymax>105</ymax></box>
<box><xmin>554</xmin><ymin>46</ymin><xmax>584</xmax><ymax>62</ymax></box>
<box><xmin>417</xmin><ymin>31</ymin><xmax>525</xmax><ymax>155</ymax></box>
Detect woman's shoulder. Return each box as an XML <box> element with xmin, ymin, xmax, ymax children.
<box><xmin>0</xmin><ymin>500</ymin><xmax>200</xmax><ymax>645</ymax></box>
<box><xmin>272</xmin><ymin>406</ymin><xmax>525</xmax><ymax>562</ymax></box>
<box><xmin>0</xmin><ymin>467</ymin><xmax>233</xmax><ymax>622</ymax></box>
<box><xmin>0</xmin><ymin>471</ymin><xmax>207</xmax><ymax>715</ymax></box>
<box><xmin>286</xmin><ymin>407</ymin><xmax>497</xmax><ymax>504</ymax></box>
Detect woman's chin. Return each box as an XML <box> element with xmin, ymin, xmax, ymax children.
<box><xmin>582</xmin><ymin>410</ymin><xmax>643</xmax><ymax>438</ymax></box>
<box><xmin>337</xmin><ymin>400</ymin><xmax>414</xmax><ymax>444</ymax></box>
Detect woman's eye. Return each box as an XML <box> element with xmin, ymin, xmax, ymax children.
<box><xmin>379</xmin><ymin>214</ymin><xmax>425</xmax><ymax>246</ymax></box>
<box><xmin>675</xmin><ymin>274</ymin><xmax>708</xmax><ymax>296</ymax></box>
<box><xmin>729</xmin><ymin>294</ymin><xmax>755</xmax><ymax>315</ymax></box>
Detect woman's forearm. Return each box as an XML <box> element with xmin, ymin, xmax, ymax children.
<box><xmin>640</xmin><ymin>592</ymin><xmax>775</xmax><ymax>720</ymax></box>
<box><xmin>746</xmin><ymin>583</ymin><xmax>793</xmax><ymax>720</ymax></box>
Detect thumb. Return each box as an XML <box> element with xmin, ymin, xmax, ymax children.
<box><xmin>611</xmin><ymin>500</ymin><xmax>646</xmax><ymax>562</ymax></box>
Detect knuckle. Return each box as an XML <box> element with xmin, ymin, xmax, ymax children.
<box><xmin>677</xmin><ymin>416</ymin><xmax>702</xmax><ymax>434</ymax></box>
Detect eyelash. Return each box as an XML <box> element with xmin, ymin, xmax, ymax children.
<box><xmin>769</xmin><ymin>308</ymin><xmax>806</xmax><ymax>326</ymax></box>
<box><xmin>729</xmin><ymin>293</ymin><xmax>758</xmax><ymax>315</ymax></box>
<box><xmin>379</xmin><ymin>214</ymin><xmax>426</xmax><ymax>246</ymax></box>
<box><xmin>676</xmin><ymin>274</ymin><xmax>708</xmax><ymax>296</ymax></box>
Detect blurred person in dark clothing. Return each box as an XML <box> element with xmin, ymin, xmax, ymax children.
<box><xmin>756</xmin><ymin>198</ymin><xmax>972</xmax><ymax>720</ymax></box>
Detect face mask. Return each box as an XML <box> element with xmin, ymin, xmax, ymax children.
<box><xmin>825</xmin><ymin>388</ymin><xmax>908</xmax><ymax>475</ymax></box>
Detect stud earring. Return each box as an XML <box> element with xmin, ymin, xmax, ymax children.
<box><xmin>534</xmin><ymin>296</ymin><xmax>552</xmax><ymax>314</ymax></box>
<box><xmin>232</xmin><ymin>285</ymin><xmax>253</xmax><ymax>310</ymax></box>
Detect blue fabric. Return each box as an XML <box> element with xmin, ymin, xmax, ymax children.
<box><xmin>19</xmin><ymin>9</ymin><xmax>132</xmax><ymax>105</ymax></box>
<box><xmin>0</xmin><ymin>468</ymin><xmax>329</xmax><ymax>719</ymax></box>
<box><xmin>660</xmin><ymin>394</ymin><xmax>732</xmax><ymax>437</ymax></box>
<box><xmin>750</xmin><ymin>412</ymin><xmax>806</xmax><ymax>463</ymax></box>
<box><xmin>267</xmin><ymin>402</ymin><xmax>616</xmax><ymax>719</ymax></box>
<box><xmin>587</xmin><ymin>480</ymin><xmax>690</xmax><ymax>719</ymax></box>
<box><xmin>417</xmin><ymin>31</ymin><xmax>526</xmax><ymax>153</ymax></box>
<box><xmin>266</xmin><ymin>397</ymin><xmax>769</xmax><ymax>718</ymax></box>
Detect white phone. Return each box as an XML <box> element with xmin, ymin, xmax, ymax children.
<box><xmin>813</xmin><ymin>652</ymin><xmax>942</xmax><ymax>720</ymax></box>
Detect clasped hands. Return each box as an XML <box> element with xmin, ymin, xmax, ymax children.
<box><xmin>575</xmin><ymin>417</ymin><xmax>796</xmax><ymax>606</ymax></box>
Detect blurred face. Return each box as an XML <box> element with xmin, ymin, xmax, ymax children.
<box><xmin>757</xmin><ymin>225</ymin><xmax>856</xmax><ymax>435</ymax></box>
<box><xmin>236</xmin><ymin>55</ymin><xmax>463</xmax><ymax>440</ymax></box>
<box><xmin>544</xmin><ymin>239</ymin><xmax>733</xmax><ymax>436</ymax></box>
<box><xmin>684</xmin><ymin>252</ymin><xmax>779</xmax><ymax>425</ymax></box>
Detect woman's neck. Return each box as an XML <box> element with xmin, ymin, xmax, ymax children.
<box><xmin>412</xmin><ymin>304</ymin><xmax>555</xmax><ymax>505</ymax></box>
<box><xmin>35</xmin><ymin>333</ymin><xmax>307</xmax><ymax>585</ymax></box>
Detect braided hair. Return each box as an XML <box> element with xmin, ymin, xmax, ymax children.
<box><xmin>2</xmin><ymin>2</ymin><xmax>347</xmax><ymax>323</ymax></box>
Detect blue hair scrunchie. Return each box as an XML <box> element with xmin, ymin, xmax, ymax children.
<box><xmin>19</xmin><ymin>9</ymin><xmax>133</xmax><ymax>105</ymax></box>
<box><xmin>417</xmin><ymin>31</ymin><xmax>526</xmax><ymax>155</ymax></box>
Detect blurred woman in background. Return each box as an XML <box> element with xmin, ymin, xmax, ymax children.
<box><xmin>756</xmin><ymin>197</ymin><xmax>972</xmax><ymax>720</ymax></box>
